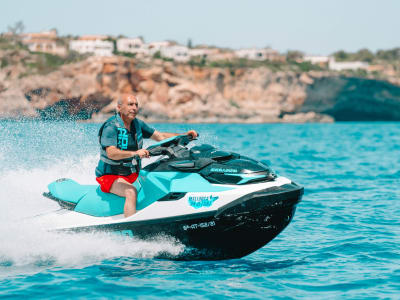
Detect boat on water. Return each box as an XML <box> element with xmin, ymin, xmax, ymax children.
<box><xmin>40</xmin><ymin>135</ymin><xmax>303</xmax><ymax>260</ymax></box>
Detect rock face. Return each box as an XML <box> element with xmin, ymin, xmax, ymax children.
<box><xmin>1</xmin><ymin>55</ymin><xmax>400</xmax><ymax>122</ymax></box>
<box><xmin>0</xmin><ymin>85</ymin><xmax>37</xmax><ymax>118</ymax></box>
<box><xmin>301</xmin><ymin>77</ymin><xmax>400</xmax><ymax>120</ymax></box>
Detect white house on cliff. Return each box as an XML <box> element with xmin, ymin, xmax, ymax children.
<box><xmin>161</xmin><ymin>45</ymin><xmax>190</xmax><ymax>62</ymax></box>
<box><xmin>20</xmin><ymin>29</ymin><xmax>67</xmax><ymax>56</ymax></box>
<box><xmin>69</xmin><ymin>35</ymin><xmax>114</xmax><ymax>56</ymax></box>
<box><xmin>303</xmin><ymin>55</ymin><xmax>369</xmax><ymax>71</ymax></box>
<box><xmin>235</xmin><ymin>48</ymin><xmax>281</xmax><ymax>61</ymax></box>
<box><xmin>328</xmin><ymin>58</ymin><xmax>369</xmax><ymax>71</ymax></box>
<box><xmin>116</xmin><ymin>37</ymin><xmax>145</xmax><ymax>55</ymax></box>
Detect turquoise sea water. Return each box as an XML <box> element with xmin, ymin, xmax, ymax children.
<box><xmin>0</xmin><ymin>121</ymin><xmax>399</xmax><ymax>299</ymax></box>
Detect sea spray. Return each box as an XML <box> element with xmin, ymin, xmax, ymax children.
<box><xmin>0</xmin><ymin>121</ymin><xmax>208</xmax><ymax>274</ymax></box>
<box><xmin>0</xmin><ymin>155</ymin><xmax>183</xmax><ymax>273</ymax></box>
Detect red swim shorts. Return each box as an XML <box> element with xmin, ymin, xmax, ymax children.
<box><xmin>96</xmin><ymin>173</ymin><xmax>138</xmax><ymax>193</ymax></box>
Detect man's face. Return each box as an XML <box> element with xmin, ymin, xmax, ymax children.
<box><xmin>119</xmin><ymin>95</ymin><xmax>139</xmax><ymax>120</ymax></box>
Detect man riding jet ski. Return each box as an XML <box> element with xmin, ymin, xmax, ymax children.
<box><xmin>95</xmin><ymin>93</ymin><xmax>198</xmax><ymax>217</ymax></box>
<box><xmin>40</xmin><ymin>93</ymin><xmax>303</xmax><ymax>260</ymax></box>
<box><xmin>42</xmin><ymin>133</ymin><xmax>303</xmax><ymax>260</ymax></box>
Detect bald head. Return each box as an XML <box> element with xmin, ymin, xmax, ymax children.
<box><xmin>117</xmin><ymin>93</ymin><xmax>139</xmax><ymax>122</ymax></box>
<box><xmin>118</xmin><ymin>93</ymin><xmax>137</xmax><ymax>106</ymax></box>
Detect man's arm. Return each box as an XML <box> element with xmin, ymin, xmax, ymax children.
<box><xmin>106</xmin><ymin>146</ymin><xmax>149</xmax><ymax>160</ymax></box>
<box><xmin>150</xmin><ymin>130</ymin><xmax>198</xmax><ymax>142</ymax></box>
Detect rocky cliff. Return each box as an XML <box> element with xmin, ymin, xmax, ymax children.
<box><xmin>1</xmin><ymin>55</ymin><xmax>400</xmax><ymax>122</ymax></box>
<box><xmin>301</xmin><ymin>76</ymin><xmax>400</xmax><ymax>120</ymax></box>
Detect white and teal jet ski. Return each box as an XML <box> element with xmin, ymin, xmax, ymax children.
<box><xmin>41</xmin><ymin>135</ymin><xmax>303</xmax><ymax>260</ymax></box>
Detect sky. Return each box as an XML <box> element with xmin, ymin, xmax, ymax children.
<box><xmin>1</xmin><ymin>0</ymin><xmax>400</xmax><ymax>55</ymax></box>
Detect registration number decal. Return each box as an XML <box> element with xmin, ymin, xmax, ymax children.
<box><xmin>183</xmin><ymin>221</ymin><xmax>216</xmax><ymax>231</ymax></box>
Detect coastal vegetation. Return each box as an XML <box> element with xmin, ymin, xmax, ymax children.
<box><xmin>0</xmin><ymin>38</ymin><xmax>88</xmax><ymax>76</ymax></box>
<box><xmin>22</xmin><ymin>51</ymin><xmax>87</xmax><ymax>76</ymax></box>
<box><xmin>1</xmin><ymin>31</ymin><xmax>400</xmax><ymax>123</ymax></box>
<box><xmin>206</xmin><ymin>58</ymin><xmax>323</xmax><ymax>73</ymax></box>
<box><xmin>333</xmin><ymin>48</ymin><xmax>400</xmax><ymax>63</ymax></box>
<box><xmin>1</xmin><ymin>34</ymin><xmax>399</xmax><ymax>80</ymax></box>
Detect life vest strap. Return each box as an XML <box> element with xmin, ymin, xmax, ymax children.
<box><xmin>100</xmin><ymin>156</ymin><xmax>138</xmax><ymax>167</ymax></box>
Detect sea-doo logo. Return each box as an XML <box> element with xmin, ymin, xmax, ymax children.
<box><xmin>188</xmin><ymin>195</ymin><xmax>219</xmax><ymax>209</ymax></box>
<box><xmin>210</xmin><ymin>168</ymin><xmax>238</xmax><ymax>173</ymax></box>
<box><xmin>117</xmin><ymin>127</ymin><xmax>129</xmax><ymax>150</ymax></box>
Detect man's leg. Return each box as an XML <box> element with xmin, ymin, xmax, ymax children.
<box><xmin>109</xmin><ymin>178</ymin><xmax>137</xmax><ymax>217</ymax></box>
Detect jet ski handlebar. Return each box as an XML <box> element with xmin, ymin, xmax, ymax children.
<box><xmin>146</xmin><ymin>134</ymin><xmax>198</xmax><ymax>157</ymax></box>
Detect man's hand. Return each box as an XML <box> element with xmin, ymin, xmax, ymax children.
<box><xmin>186</xmin><ymin>130</ymin><xmax>198</xmax><ymax>139</ymax></box>
<box><xmin>136</xmin><ymin>149</ymin><xmax>150</xmax><ymax>158</ymax></box>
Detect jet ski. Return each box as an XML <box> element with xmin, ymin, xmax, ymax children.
<box><xmin>41</xmin><ymin>135</ymin><xmax>303</xmax><ymax>260</ymax></box>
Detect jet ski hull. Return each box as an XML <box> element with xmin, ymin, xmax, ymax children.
<box><xmin>59</xmin><ymin>183</ymin><xmax>303</xmax><ymax>260</ymax></box>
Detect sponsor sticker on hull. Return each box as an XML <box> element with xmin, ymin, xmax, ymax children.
<box><xmin>188</xmin><ymin>195</ymin><xmax>219</xmax><ymax>209</ymax></box>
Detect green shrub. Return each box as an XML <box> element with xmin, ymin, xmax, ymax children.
<box><xmin>116</xmin><ymin>51</ymin><xmax>137</xmax><ymax>58</ymax></box>
<box><xmin>0</xmin><ymin>57</ymin><xmax>8</xmax><ymax>68</ymax></box>
<box><xmin>295</xmin><ymin>61</ymin><xmax>323</xmax><ymax>72</ymax></box>
<box><xmin>153</xmin><ymin>51</ymin><xmax>161</xmax><ymax>59</ymax></box>
<box><xmin>229</xmin><ymin>99</ymin><xmax>240</xmax><ymax>108</ymax></box>
<box><xmin>188</xmin><ymin>56</ymin><xmax>206</xmax><ymax>67</ymax></box>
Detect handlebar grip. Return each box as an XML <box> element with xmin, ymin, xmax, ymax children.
<box><xmin>188</xmin><ymin>133</ymin><xmax>199</xmax><ymax>140</ymax></box>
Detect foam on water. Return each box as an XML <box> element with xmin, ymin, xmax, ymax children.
<box><xmin>0</xmin><ymin>155</ymin><xmax>183</xmax><ymax>273</ymax></box>
<box><xmin>0</xmin><ymin>122</ymin><xmax>214</xmax><ymax>276</ymax></box>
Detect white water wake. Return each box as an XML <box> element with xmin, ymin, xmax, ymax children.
<box><xmin>0</xmin><ymin>155</ymin><xmax>183</xmax><ymax>274</ymax></box>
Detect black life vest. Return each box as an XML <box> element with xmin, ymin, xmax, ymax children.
<box><xmin>98</xmin><ymin>116</ymin><xmax>143</xmax><ymax>175</ymax></box>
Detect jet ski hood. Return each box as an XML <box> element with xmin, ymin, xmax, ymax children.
<box><xmin>144</xmin><ymin>142</ymin><xmax>276</xmax><ymax>185</ymax></box>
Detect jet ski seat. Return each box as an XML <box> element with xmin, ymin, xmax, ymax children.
<box><xmin>46</xmin><ymin>178</ymin><xmax>147</xmax><ymax>217</ymax></box>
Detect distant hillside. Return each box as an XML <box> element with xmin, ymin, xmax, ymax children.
<box><xmin>1</xmin><ymin>41</ymin><xmax>400</xmax><ymax>122</ymax></box>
